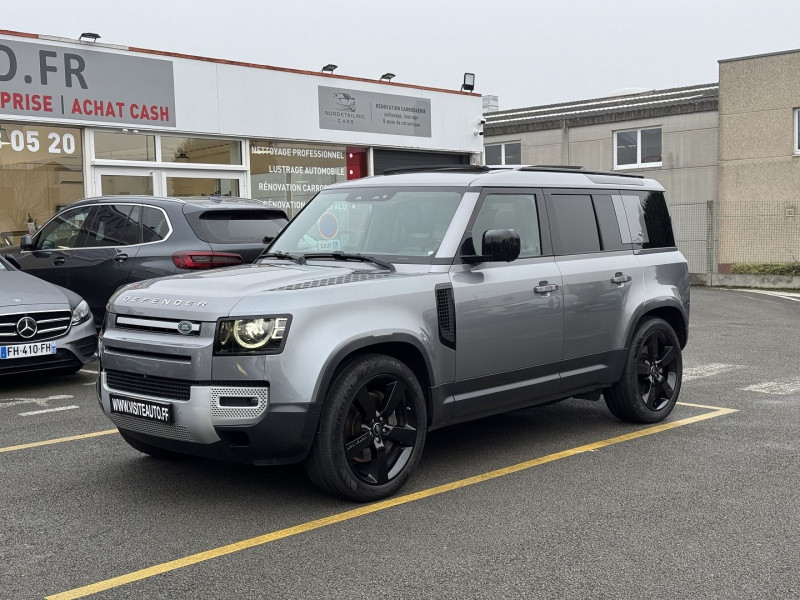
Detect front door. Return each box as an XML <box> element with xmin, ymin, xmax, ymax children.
<box><xmin>452</xmin><ymin>190</ymin><xmax>563</xmax><ymax>420</ymax></box>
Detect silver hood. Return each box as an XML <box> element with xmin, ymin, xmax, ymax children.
<box><xmin>109</xmin><ymin>262</ymin><xmax>403</xmax><ymax>320</ymax></box>
<box><xmin>0</xmin><ymin>270</ymin><xmax>71</xmax><ymax>309</ymax></box>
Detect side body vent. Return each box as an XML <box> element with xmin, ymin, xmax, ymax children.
<box><xmin>435</xmin><ymin>284</ymin><xmax>456</xmax><ymax>350</ymax></box>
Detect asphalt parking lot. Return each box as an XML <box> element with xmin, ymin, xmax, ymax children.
<box><xmin>1</xmin><ymin>286</ymin><xmax>799</xmax><ymax>600</ymax></box>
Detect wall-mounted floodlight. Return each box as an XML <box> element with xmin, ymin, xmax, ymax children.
<box><xmin>461</xmin><ymin>72</ymin><xmax>475</xmax><ymax>92</ymax></box>
<box><xmin>79</xmin><ymin>32</ymin><xmax>101</xmax><ymax>42</ymax></box>
<box><xmin>321</xmin><ymin>64</ymin><xmax>338</xmax><ymax>74</ymax></box>
<box><xmin>380</xmin><ymin>73</ymin><xmax>396</xmax><ymax>81</ymax></box>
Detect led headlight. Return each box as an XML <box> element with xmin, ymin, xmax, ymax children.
<box><xmin>215</xmin><ymin>316</ymin><xmax>290</xmax><ymax>355</ymax></box>
<box><xmin>71</xmin><ymin>300</ymin><xmax>91</xmax><ymax>325</ymax></box>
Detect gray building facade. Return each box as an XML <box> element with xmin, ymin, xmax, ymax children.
<box><xmin>483</xmin><ymin>84</ymin><xmax>719</xmax><ymax>281</ymax></box>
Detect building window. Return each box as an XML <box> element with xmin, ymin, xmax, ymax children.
<box><xmin>0</xmin><ymin>123</ymin><xmax>84</xmax><ymax>246</ymax></box>
<box><xmin>485</xmin><ymin>142</ymin><xmax>521</xmax><ymax>165</ymax></box>
<box><xmin>249</xmin><ymin>141</ymin><xmax>366</xmax><ymax>218</ymax></box>
<box><xmin>614</xmin><ymin>127</ymin><xmax>662</xmax><ymax>169</ymax></box>
<box><xmin>794</xmin><ymin>109</ymin><xmax>800</xmax><ymax>154</ymax></box>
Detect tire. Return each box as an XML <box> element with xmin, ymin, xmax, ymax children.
<box><xmin>304</xmin><ymin>354</ymin><xmax>427</xmax><ymax>502</ymax></box>
<box><xmin>118</xmin><ymin>429</ymin><xmax>183</xmax><ymax>459</ymax></box>
<box><xmin>605</xmin><ymin>318</ymin><xmax>683</xmax><ymax>423</ymax></box>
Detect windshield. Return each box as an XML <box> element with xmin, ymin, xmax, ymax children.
<box><xmin>268</xmin><ymin>186</ymin><xmax>465</xmax><ymax>262</ymax></box>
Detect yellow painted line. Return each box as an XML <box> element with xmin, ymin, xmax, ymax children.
<box><xmin>47</xmin><ymin>404</ymin><xmax>737</xmax><ymax>600</ymax></box>
<box><xmin>0</xmin><ymin>429</ymin><xmax>117</xmax><ymax>454</ymax></box>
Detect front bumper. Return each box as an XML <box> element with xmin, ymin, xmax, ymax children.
<box><xmin>0</xmin><ymin>318</ymin><xmax>97</xmax><ymax>376</ymax></box>
<box><xmin>98</xmin><ymin>371</ymin><xmax>321</xmax><ymax>465</ymax></box>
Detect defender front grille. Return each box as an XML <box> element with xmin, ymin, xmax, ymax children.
<box><xmin>115</xmin><ymin>315</ymin><xmax>201</xmax><ymax>336</ymax></box>
<box><xmin>0</xmin><ymin>309</ymin><xmax>71</xmax><ymax>343</ymax></box>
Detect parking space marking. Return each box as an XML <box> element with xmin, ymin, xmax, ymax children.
<box><xmin>726</xmin><ymin>288</ymin><xmax>800</xmax><ymax>303</ymax></box>
<box><xmin>741</xmin><ymin>377</ymin><xmax>800</xmax><ymax>395</ymax></box>
<box><xmin>0</xmin><ymin>430</ymin><xmax>117</xmax><ymax>455</ymax></box>
<box><xmin>684</xmin><ymin>363</ymin><xmax>743</xmax><ymax>381</ymax></box>
<box><xmin>46</xmin><ymin>403</ymin><xmax>737</xmax><ymax>600</ymax></box>
<box><xmin>18</xmin><ymin>405</ymin><xmax>80</xmax><ymax>416</ymax></box>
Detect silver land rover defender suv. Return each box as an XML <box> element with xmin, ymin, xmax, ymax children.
<box><xmin>97</xmin><ymin>166</ymin><xmax>689</xmax><ymax>501</ymax></box>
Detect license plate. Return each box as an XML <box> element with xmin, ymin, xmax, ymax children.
<box><xmin>0</xmin><ymin>342</ymin><xmax>57</xmax><ymax>360</ymax></box>
<box><xmin>110</xmin><ymin>395</ymin><xmax>173</xmax><ymax>424</ymax></box>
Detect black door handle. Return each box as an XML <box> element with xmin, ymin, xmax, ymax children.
<box><xmin>53</xmin><ymin>256</ymin><xmax>66</xmax><ymax>266</ymax></box>
<box><xmin>113</xmin><ymin>254</ymin><xmax>129</xmax><ymax>263</ymax></box>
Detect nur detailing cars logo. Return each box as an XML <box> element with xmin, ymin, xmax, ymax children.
<box><xmin>0</xmin><ymin>38</ymin><xmax>175</xmax><ymax>126</ymax></box>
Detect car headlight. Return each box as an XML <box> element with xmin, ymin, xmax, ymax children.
<box><xmin>71</xmin><ymin>300</ymin><xmax>91</xmax><ymax>325</ymax></box>
<box><xmin>214</xmin><ymin>316</ymin><xmax>290</xmax><ymax>355</ymax></box>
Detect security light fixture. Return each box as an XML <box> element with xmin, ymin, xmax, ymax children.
<box><xmin>461</xmin><ymin>72</ymin><xmax>475</xmax><ymax>92</ymax></box>
<box><xmin>380</xmin><ymin>73</ymin><xmax>396</xmax><ymax>81</ymax></box>
<box><xmin>321</xmin><ymin>64</ymin><xmax>338</xmax><ymax>74</ymax></box>
<box><xmin>176</xmin><ymin>152</ymin><xmax>190</xmax><ymax>162</ymax></box>
<box><xmin>79</xmin><ymin>32</ymin><xmax>101</xmax><ymax>42</ymax></box>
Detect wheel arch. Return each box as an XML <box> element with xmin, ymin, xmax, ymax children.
<box><xmin>314</xmin><ymin>335</ymin><xmax>435</xmax><ymax>427</ymax></box>
<box><xmin>627</xmin><ymin>302</ymin><xmax>688</xmax><ymax>350</ymax></box>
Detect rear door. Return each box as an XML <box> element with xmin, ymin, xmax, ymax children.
<box><xmin>64</xmin><ymin>203</ymin><xmax>142</xmax><ymax>324</ymax></box>
<box><xmin>452</xmin><ymin>189</ymin><xmax>564</xmax><ymax>420</ymax></box>
<box><xmin>545</xmin><ymin>190</ymin><xmax>644</xmax><ymax>392</ymax></box>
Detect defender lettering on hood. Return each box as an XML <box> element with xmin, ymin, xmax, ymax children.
<box><xmin>121</xmin><ymin>295</ymin><xmax>208</xmax><ymax>307</ymax></box>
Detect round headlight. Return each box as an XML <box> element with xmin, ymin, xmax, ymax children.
<box><xmin>233</xmin><ymin>319</ymin><xmax>275</xmax><ymax>349</ymax></box>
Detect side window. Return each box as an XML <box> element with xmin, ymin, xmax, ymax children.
<box><xmin>35</xmin><ymin>206</ymin><xmax>94</xmax><ymax>250</ymax></box>
<box><xmin>592</xmin><ymin>195</ymin><xmax>626</xmax><ymax>251</ymax></box>
<box><xmin>471</xmin><ymin>193</ymin><xmax>541</xmax><ymax>258</ymax></box>
<box><xmin>620</xmin><ymin>192</ymin><xmax>675</xmax><ymax>249</ymax></box>
<box><xmin>83</xmin><ymin>205</ymin><xmax>141</xmax><ymax>247</ymax></box>
<box><xmin>142</xmin><ymin>207</ymin><xmax>170</xmax><ymax>243</ymax></box>
<box><xmin>548</xmin><ymin>194</ymin><xmax>601</xmax><ymax>255</ymax></box>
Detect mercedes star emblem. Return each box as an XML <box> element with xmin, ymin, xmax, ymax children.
<box><xmin>16</xmin><ymin>316</ymin><xmax>37</xmax><ymax>339</ymax></box>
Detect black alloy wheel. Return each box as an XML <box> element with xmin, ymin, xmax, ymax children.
<box><xmin>344</xmin><ymin>374</ymin><xmax>419</xmax><ymax>486</ymax></box>
<box><xmin>305</xmin><ymin>354</ymin><xmax>427</xmax><ymax>501</ymax></box>
<box><xmin>605</xmin><ymin>318</ymin><xmax>683</xmax><ymax>423</ymax></box>
<box><xmin>636</xmin><ymin>329</ymin><xmax>679</xmax><ymax>411</ymax></box>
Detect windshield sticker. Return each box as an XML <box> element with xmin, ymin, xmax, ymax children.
<box><xmin>317</xmin><ymin>239</ymin><xmax>340</xmax><ymax>251</ymax></box>
<box><xmin>318</xmin><ymin>213</ymin><xmax>339</xmax><ymax>239</ymax></box>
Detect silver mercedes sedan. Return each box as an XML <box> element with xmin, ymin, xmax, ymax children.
<box><xmin>0</xmin><ymin>256</ymin><xmax>96</xmax><ymax>376</ymax></box>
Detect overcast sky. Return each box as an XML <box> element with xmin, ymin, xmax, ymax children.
<box><xmin>5</xmin><ymin>0</ymin><xmax>800</xmax><ymax>109</ymax></box>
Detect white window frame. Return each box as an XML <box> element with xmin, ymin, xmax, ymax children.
<box><xmin>613</xmin><ymin>127</ymin><xmax>662</xmax><ymax>170</ymax></box>
<box><xmin>484</xmin><ymin>141</ymin><xmax>521</xmax><ymax>165</ymax></box>
<box><xmin>794</xmin><ymin>109</ymin><xmax>800</xmax><ymax>155</ymax></box>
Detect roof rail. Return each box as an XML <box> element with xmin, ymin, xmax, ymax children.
<box><xmin>519</xmin><ymin>165</ymin><xmax>644</xmax><ymax>179</ymax></box>
<box><xmin>382</xmin><ymin>165</ymin><xmax>507</xmax><ymax>176</ymax></box>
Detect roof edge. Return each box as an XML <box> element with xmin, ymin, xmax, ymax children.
<box><xmin>0</xmin><ymin>28</ymin><xmax>479</xmax><ymax>98</ymax></box>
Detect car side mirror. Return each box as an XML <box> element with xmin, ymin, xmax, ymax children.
<box><xmin>462</xmin><ymin>229</ymin><xmax>521</xmax><ymax>263</ymax></box>
<box><xmin>20</xmin><ymin>234</ymin><xmax>34</xmax><ymax>251</ymax></box>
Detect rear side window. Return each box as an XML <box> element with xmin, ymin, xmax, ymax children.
<box><xmin>620</xmin><ymin>191</ymin><xmax>675</xmax><ymax>249</ymax></box>
<box><xmin>83</xmin><ymin>205</ymin><xmax>141</xmax><ymax>247</ymax></box>
<box><xmin>142</xmin><ymin>207</ymin><xmax>170</xmax><ymax>243</ymax></box>
<box><xmin>188</xmin><ymin>210</ymin><xmax>289</xmax><ymax>244</ymax></box>
<box><xmin>547</xmin><ymin>194</ymin><xmax>601</xmax><ymax>254</ymax></box>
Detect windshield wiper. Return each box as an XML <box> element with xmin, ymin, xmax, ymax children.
<box><xmin>258</xmin><ymin>250</ymin><xmax>306</xmax><ymax>264</ymax></box>
<box><xmin>303</xmin><ymin>251</ymin><xmax>395</xmax><ymax>272</ymax></box>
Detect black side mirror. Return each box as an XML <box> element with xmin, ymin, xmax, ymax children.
<box><xmin>462</xmin><ymin>229</ymin><xmax>521</xmax><ymax>263</ymax></box>
<box><xmin>20</xmin><ymin>234</ymin><xmax>34</xmax><ymax>251</ymax></box>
